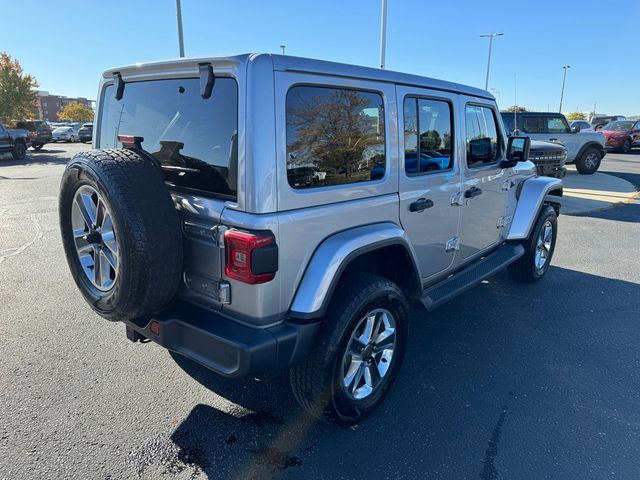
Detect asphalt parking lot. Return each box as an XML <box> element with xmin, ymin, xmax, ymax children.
<box><xmin>1</xmin><ymin>143</ymin><xmax>639</xmax><ymax>480</ymax></box>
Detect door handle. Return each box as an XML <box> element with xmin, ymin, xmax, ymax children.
<box><xmin>464</xmin><ymin>187</ymin><xmax>482</xmax><ymax>199</ymax></box>
<box><xmin>549</xmin><ymin>138</ymin><xmax>558</xmax><ymax>142</ymax></box>
<box><xmin>409</xmin><ymin>198</ymin><xmax>434</xmax><ymax>212</ymax></box>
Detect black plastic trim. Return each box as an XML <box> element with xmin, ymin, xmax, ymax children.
<box><xmin>124</xmin><ymin>302</ymin><xmax>320</xmax><ymax>378</ymax></box>
<box><xmin>251</xmin><ymin>242</ymin><xmax>278</xmax><ymax>275</ymax></box>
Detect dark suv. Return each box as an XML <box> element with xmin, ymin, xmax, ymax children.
<box><xmin>11</xmin><ymin>120</ymin><xmax>52</xmax><ymax>150</ymax></box>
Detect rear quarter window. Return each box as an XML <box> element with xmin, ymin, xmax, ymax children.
<box><xmin>285</xmin><ymin>85</ymin><xmax>385</xmax><ymax>189</ymax></box>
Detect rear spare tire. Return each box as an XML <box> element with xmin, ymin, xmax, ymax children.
<box><xmin>59</xmin><ymin>149</ymin><xmax>183</xmax><ymax>322</ymax></box>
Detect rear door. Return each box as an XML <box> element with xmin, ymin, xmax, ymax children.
<box><xmin>459</xmin><ymin>102</ymin><xmax>510</xmax><ymax>260</ymax></box>
<box><xmin>96</xmin><ymin>75</ymin><xmax>239</xmax><ymax>310</ymax></box>
<box><xmin>397</xmin><ymin>86</ymin><xmax>461</xmax><ymax>279</ymax></box>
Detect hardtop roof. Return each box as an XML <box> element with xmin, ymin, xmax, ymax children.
<box><xmin>103</xmin><ymin>53</ymin><xmax>494</xmax><ymax>101</ymax></box>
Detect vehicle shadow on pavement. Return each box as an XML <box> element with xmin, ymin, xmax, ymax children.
<box><xmin>154</xmin><ymin>267</ymin><xmax>640</xmax><ymax>480</ymax></box>
<box><xmin>0</xmin><ymin>153</ymin><xmax>69</xmax><ymax>167</ymax></box>
<box><xmin>569</xmin><ymin>198</ymin><xmax>640</xmax><ymax>223</ymax></box>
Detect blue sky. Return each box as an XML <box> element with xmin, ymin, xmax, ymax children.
<box><xmin>2</xmin><ymin>0</ymin><xmax>638</xmax><ymax>115</ymax></box>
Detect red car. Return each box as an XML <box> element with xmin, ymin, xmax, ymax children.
<box><xmin>600</xmin><ymin>120</ymin><xmax>640</xmax><ymax>153</ymax></box>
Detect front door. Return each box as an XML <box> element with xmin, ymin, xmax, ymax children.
<box><xmin>397</xmin><ymin>87</ymin><xmax>461</xmax><ymax>279</ymax></box>
<box><xmin>459</xmin><ymin>102</ymin><xmax>510</xmax><ymax>259</ymax></box>
<box><xmin>545</xmin><ymin>115</ymin><xmax>580</xmax><ymax>160</ymax></box>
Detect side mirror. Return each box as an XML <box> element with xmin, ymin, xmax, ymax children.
<box><xmin>501</xmin><ymin>136</ymin><xmax>530</xmax><ymax>168</ymax></box>
<box><xmin>571</xmin><ymin>125</ymin><xmax>580</xmax><ymax>133</ymax></box>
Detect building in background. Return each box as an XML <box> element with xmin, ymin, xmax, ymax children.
<box><xmin>36</xmin><ymin>91</ymin><xmax>95</xmax><ymax>122</ymax></box>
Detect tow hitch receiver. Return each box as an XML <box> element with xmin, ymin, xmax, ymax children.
<box><xmin>126</xmin><ymin>326</ymin><xmax>148</xmax><ymax>343</ymax></box>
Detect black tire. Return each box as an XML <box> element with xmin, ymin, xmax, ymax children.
<box><xmin>59</xmin><ymin>149</ymin><xmax>183</xmax><ymax>322</ymax></box>
<box><xmin>621</xmin><ymin>139</ymin><xmax>631</xmax><ymax>154</ymax></box>
<box><xmin>575</xmin><ymin>147</ymin><xmax>601</xmax><ymax>174</ymax></box>
<box><xmin>290</xmin><ymin>272</ymin><xmax>409</xmax><ymax>426</ymax></box>
<box><xmin>32</xmin><ymin>143</ymin><xmax>44</xmax><ymax>151</ymax></box>
<box><xmin>508</xmin><ymin>205</ymin><xmax>557</xmax><ymax>283</ymax></box>
<box><xmin>11</xmin><ymin>142</ymin><xmax>26</xmax><ymax>160</ymax></box>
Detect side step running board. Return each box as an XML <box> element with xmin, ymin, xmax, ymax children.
<box><xmin>420</xmin><ymin>243</ymin><xmax>525</xmax><ymax>311</ymax></box>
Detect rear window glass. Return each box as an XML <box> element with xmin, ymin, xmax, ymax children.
<box><xmin>403</xmin><ymin>97</ymin><xmax>453</xmax><ymax>175</ymax></box>
<box><xmin>98</xmin><ymin>77</ymin><xmax>238</xmax><ymax>198</ymax></box>
<box><xmin>286</xmin><ymin>85</ymin><xmax>385</xmax><ymax>189</ymax></box>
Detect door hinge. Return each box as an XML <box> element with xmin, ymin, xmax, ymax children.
<box><xmin>445</xmin><ymin>236</ymin><xmax>460</xmax><ymax>252</ymax></box>
<box><xmin>497</xmin><ymin>215</ymin><xmax>513</xmax><ymax>229</ymax></box>
<box><xmin>214</xmin><ymin>225</ymin><xmax>228</xmax><ymax>247</ymax></box>
<box><xmin>450</xmin><ymin>192</ymin><xmax>465</xmax><ymax>206</ymax></box>
<box><xmin>501</xmin><ymin>179</ymin><xmax>516</xmax><ymax>191</ymax></box>
<box><xmin>184</xmin><ymin>273</ymin><xmax>231</xmax><ymax>305</ymax></box>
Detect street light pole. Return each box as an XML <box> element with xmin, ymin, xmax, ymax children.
<box><xmin>480</xmin><ymin>33</ymin><xmax>503</xmax><ymax>91</ymax></box>
<box><xmin>379</xmin><ymin>0</ymin><xmax>388</xmax><ymax>68</ymax></box>
<box><xmin>280</xmin><ymin>44</ymin><xmax>286</xmax><ymax>55</ymax></box>
<box><xmin>176</xmin><ymin>0</ymin><xmax>185</xmax><ymax>58</ymax></box>
<box><xmin>559</xmin><ymin>65</ymin><xmax>570</xmax><ymax>112</ymax></box>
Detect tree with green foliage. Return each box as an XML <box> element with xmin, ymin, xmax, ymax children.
<box><xmin>566</xmin><ymin>111</ymin><xmax>586</xmax><ymax>120</ymax></box>
<box><xmin>503</xmin><ymin>105</ymin><xmax>528</xmax><ymax>113</ymax></box>
<box><xmin>0</xmin><ymin>52</ymin><xmax>38</xmax><ymax>123</ymax></box>
<box><xmin>58</xmin><ymin>102</ymin><xmax>94</xmax><ymax>122</ymax></box>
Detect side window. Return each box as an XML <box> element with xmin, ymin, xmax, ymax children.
<box><xmin>548</xmin><ymin>117</ymin><xmax>570</xmax><ymax>133</ymax></box>
<box><xmin>465</xmin><ymin>105</ymin><xmax>502</xmax><ymax>167</ymax></box>
<box><xmin>403</xmin><ymin>97</ymin><xmax>453</xmax><ymax>175</ymax></box>
<box><xmin>634</xmin><ymin>122</ymin><xmax>640</xmax><ymax>130</ymax></box>
<box><xmin>0</xmin><ymin>124</ymin><xmax>6</xmax><ymax>135</ymax></box>
<box><xmin>521</xmin><ymin>116</ymin><xmax>545</xmax><ymax>133</ymax></box>
<box><xmin>286</xmin><ymin>85</ymin><xmax>385</xmax><ymax>189</ymax></box>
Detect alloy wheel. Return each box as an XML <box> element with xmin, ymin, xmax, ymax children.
<box><xmin>534</xmin><ymin>220</ymin><xmax>553</xmax><ymax>271</ymax></box>
<box><xmin>341</xmin><ymin>308</ymin><xmax>397</xmax><ymax>400</ymax></box>
<box><xmin>71</xmin><ymin>185</ymin><xmax>119</xmax><ymax>291</ymax></box>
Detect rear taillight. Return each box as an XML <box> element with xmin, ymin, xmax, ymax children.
<box><xmin>224</xmin><ymin>229</ymin><xmax>278</xmax><ymax>284</ymax></box>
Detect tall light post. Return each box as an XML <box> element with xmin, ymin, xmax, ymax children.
<box><xmin>379</xmin><ymin>0</ymin><xmax>388</xmax><ymax>68</ymax></box>
<box><xmin>559</xmin><ymin>65</ymin><xmax>570</xmax><ymax>112</ymax></box>
<box><xmin>280</xmin><ymin>44</ymin><xmax>286</xmax><ymax>55</ymax></box>
<box><xmin>480</xmin><ymin>33</ymin><xmax>503</xmax><ymax>90</ymax></box>
<box><xmin>176</xmin><ymin>0</ymin><xmax>185</xmax><ymax>57</ymax></box>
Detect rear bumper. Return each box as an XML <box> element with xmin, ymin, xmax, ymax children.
<box><xmin>124</xmin><ymin>303</ymin><xmax>319</xmax><ymax>378</ymax></box>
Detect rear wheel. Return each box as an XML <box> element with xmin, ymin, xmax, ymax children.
<box><xmin>32</xmin><ymin>143</ymin><xmax>44</xmax><ymax>151</ymax></box>
<box><xmin>508</xmin><ymin>205</ymin><xmax>557</xmax><ymax>283</ymax></box>
<box><xmin>59</xmin><ymin>149</ymin><xmax>183</xmax><ymax>321</ymax></box>
<box><xmin>11</xmin><ymin>142</ymin><xmax>26</xmax><ymax>160</ymax></box>
<box><xmin>575</xmin><ymin>147</ymin><xmax>601</xmax><ymax>174</ymax></box>
<box><xmin>290</xmin><ymin>273</ymin><xmax>409</xmax><ymax>426</ymax></box>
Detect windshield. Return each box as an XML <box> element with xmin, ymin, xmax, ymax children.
<box><xmin>602</xmin><ymin>121</ymin><xmax>633</xmax><ymax>131</ymax></box>
<box><xmin>98</xmin><ymin>77</ymin><xmax>238</xmax><ymax>198</ymax></box>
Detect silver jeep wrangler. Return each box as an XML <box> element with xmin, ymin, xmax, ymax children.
<box><xmin>59</xmin><ymin>54</ymin><xmax>562</xmax><ymax>426</ymax></box>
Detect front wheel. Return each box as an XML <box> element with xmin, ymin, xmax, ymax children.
<box><xmin>290</xmin><ymin>273</ymin><xmax>409</xmax><ymax>426</ymax></box>
<box><xmin>11</xmin><ymin>142</ymin><xmax>26</xmax><ymax>160</ymax></box>
<box><xmin>621</xmin><ymin>139</ymin><xmax>631</xmax><ymax>154</ymax></box>
<box><xmin>508</xmin><ymin>205</ymin><xmax>558</xmax><ymax>283</ymax></box>
<box><xmin>575</xmin><ymin>147</ymin><xmax>601</xmax><ymax>174</ymax></box>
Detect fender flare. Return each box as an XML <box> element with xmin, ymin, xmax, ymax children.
<box><xmin>575</xmin><ymin>141</ymin><xmax>605</xmax><ymax>161</ymax></box>
<box><xmin>288</xmin><ymin>223</ymin><xmax>422</xmax><ymax>321</ymax></box>
<box><xmin>507</xmin><ymin>176</ymin><xmax>563</xmax><ymax>241</ymax></box>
